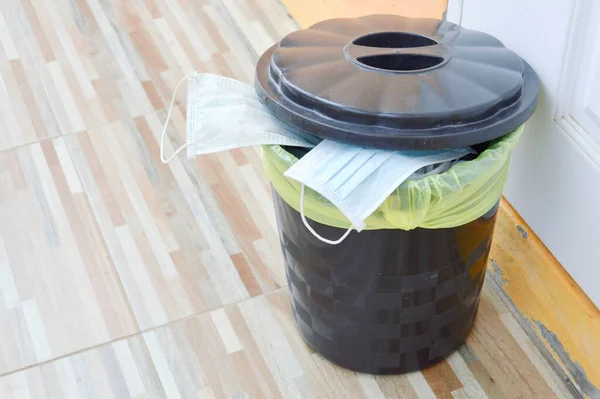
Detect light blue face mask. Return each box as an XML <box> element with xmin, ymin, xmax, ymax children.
<box><xmin>159</xmin><ymin>73</ymin><xmax>470</xmax><ymax>245</ymax></box>
<box><xmin>159</xmin><ymin>73</ymin><xmax>318</xmax><ymax>163</ymax></box>
<box><xmin>284</xmin><ymin>140</ymin><xmax>470</xmax><ymax>244</ymax></box>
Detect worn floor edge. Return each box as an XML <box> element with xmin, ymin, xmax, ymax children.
<box><xmin>489</xmin><ymin>200</ymin><xmax>600</xmax><ymax>399</ymax></box>
<box><xmin>486</xmin><ymin>271</ymin><xmax>583</xmax><ymax>399</ymax></box>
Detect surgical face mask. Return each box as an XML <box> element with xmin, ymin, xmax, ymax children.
<box><xmin>159</xmin><ymin>73</ymin><xmax>319</xmax><ymax>163</ymax></box>
<box><xmin>284</xmin><ymin>140</ymin><xmax>470</xmax><ymax>243</ymax></box>
<box><xmin>159</xmin><ymin>73</ymin><xmax>470</xmax><ymax>246</ymax></box>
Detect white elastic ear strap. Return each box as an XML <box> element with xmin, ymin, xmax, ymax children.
<box><xmin>160</xmin><ymin>73</ymin><xmax>197</xmax><ymax>164</ymax></box>
<box><xmin>300</xmin><ymin>184</ymin><xmax>353</xmax><ymax>245</ymax></box>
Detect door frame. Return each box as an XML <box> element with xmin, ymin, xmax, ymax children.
<box><xmin>554</xmin><ymin>0</ymin><xmax>600</xmax><ymax>172</ymax></box>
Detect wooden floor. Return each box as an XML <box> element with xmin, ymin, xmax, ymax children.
<box><xmin>0</xmin><ymin>0</ymin><xmax>578</xmax><ymax>397</ymax></box>
<box><xmin>281</xmin><ymin>0</ymin><xmax>446</xmax><ymax>28</ymax></box>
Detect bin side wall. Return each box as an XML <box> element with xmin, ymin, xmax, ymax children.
<box><xmin>273</xmin><ymin>189</ymin><xmax>498</xmax><ymax>374</ymax></box>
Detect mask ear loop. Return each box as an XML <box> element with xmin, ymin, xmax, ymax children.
<box><xmin>160</xmin><ymin>73</ymin><xmax>198</xmax><ymax>164</ymax></box>
<box><xmin>300</xmin><ymin>184</ymin><xmax>353</xmax><ymax>245</ymax></box>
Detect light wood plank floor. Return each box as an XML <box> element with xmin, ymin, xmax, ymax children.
<box><xmin>0</xmin><ymin>0</ymin><xmax>578</xmax><ymax>397</ymax></box>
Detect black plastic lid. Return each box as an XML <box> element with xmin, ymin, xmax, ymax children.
<box><xmin>255</xmin><ymin>15</ymin><xmax>539</xmax><ymax>150</ymax></box>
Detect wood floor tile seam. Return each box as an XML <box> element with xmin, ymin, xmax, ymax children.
<box><xmin>0</xmin><ymin>116</ymin><xmax>289</xmax><ymax>376</ymax></box>
<box><xmin>0</xmin><ymin>269</ymin><xmax>574</xmax><ymax>394</ymax></box>
<box><xmin>0</xmin><ymin>105</ymin><xmax>180</xmax><ymax>154</ymax></box>
<box><xmin>0</xmin><ymin>286</ymin><xmax>292</xmax><ymax>380</ymax></box>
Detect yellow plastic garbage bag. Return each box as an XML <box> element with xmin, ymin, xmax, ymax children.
<box><xmin>262</xmin><ymin>126</ymin><xmax>524</xmax><ymax>230</ymax></box>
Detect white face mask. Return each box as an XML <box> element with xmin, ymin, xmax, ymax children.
<box><xmin>284</xmin><ymin>140</ymin><xmax>470</xmax><ymax>242</ymax></box>
<box><xmin>160</xmin><ymin>73</ymin><xmax>470</xmax><ymax>245</ymax></box>
<box><xmin>159</xmin><ymin>73</ymin><xmax>319</xmax><ymax>163</ymax></box>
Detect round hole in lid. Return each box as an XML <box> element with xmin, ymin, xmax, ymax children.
<box><xmin>352</xmin><ymin>32</ymin><xmax>437</xmax><ymax>48</ymax></box>
<box><xmin>356</xmin><ymin>54</ymin><xmax>445</xmax><ymax>72</ymax></box>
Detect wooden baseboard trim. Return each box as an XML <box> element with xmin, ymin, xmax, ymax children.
<box><xmin>490</xmin><ymin>199</ymin><xmax>600</xmax><ymax>398</ymax></box>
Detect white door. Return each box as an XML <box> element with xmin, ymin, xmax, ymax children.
<box><xmin>448</xmin><ymin>0</ymin><xmax>600</xmax><ymax>307</ymax></box>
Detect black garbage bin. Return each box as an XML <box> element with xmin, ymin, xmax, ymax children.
<box><xmin>255</xmin><ymin>15</ymin><xmax>538</xmax><ymax>374</ymax></box>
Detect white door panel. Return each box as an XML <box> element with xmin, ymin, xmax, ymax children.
<box><xmin>458</xmin><ymin>0</ymin><xmax>600</xmax><ymax>306</ymax></box>
<box><xmin>461</xmin><ymin>0</ymin><xmax>572</xmax><ymax>103</ymax></box>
